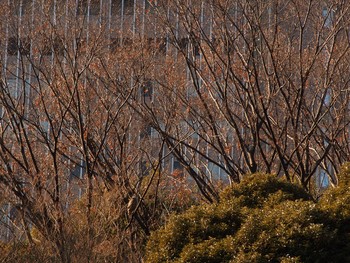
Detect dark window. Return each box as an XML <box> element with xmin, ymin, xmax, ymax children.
<box><xmin>189</xmin><ymin>36</ymin><xmax>200</xmax><ymax>56</ymax></box>
<box><xmin>7</xmin><ymin>37</ymin><xmax>30</xmax><ymax>56</ymax></box>
<box><xmin>89</xmin><ymin>0</ymin><xmax>100</xmax><ymax>15</ymax></box>
<box><xmin>192</xmin><ymin>41</ymin><xmax>200</xmax><ymax>56</ymax></box>
<box><xmin>145</xmin><ymin>0</ymin><xmax>153</xmax><ymax>11</ymax></box>
<box><xmin>12</xmin><ymin>0</ymin><xmax>22</xmax><ymax>16</ymax></box>
<box><xmin>178</xmin><ymin>37</ymin><xmax>189</xmax><ymax>52</ymax></box>
<box><xmin>21</xmin><ymin>0</ymin><xmax>32</xmax><ymax>15</ymax></box>
<box><xmin>10</xmin><ymin>0</ymin><xmax>32</xmax><ymax>16</ymax></box>
<box><xmin>110</xmin><ymin>38</ymin><xmax>121</xmax><ymax>51</ymax></box>
<box><xmin>111</xmin><ymin>0</ymin><xmax>134</xmax><ymax>16</ymax></box>
<box><xmin>53</xmin><ymin>38</ymin><xmax>65</xmax><ymax>55</ymax></box>
<box><xmin>122</xmin><ymin>37</ymin><xmax>132</xmax><ymax>47</ymax></box>
<box><xmin>77</xmin><ymin>0</ymin><xmax>88</xmax><ymax>15</ymax></box>
<box><xmin>77</xmin><ymin>0</ymin><xmax>100</xmax><ymax>15</ymax></box>
<box><xmin>140</xmin><ymin>125</ymin><xmax>152</xmax><ymax>139</ymax></box>
<box><xmin>155</xmin><ymin>38</ymin><xmax>167</xmax><ymax>54</ymax></box>
<box><xmin>42</xmin><ymin>38</ymin><xmax>64</xmax><ymax>56</ymax></box>
<box><xmin>42</xmin><ymin>42</ymin><xmax>52</xmax><ymax>56</ymax></box>
<box><xmin>7</xmin><ymin>37</ymin><xmax>18</xmax><ymax>55</ymax></box>
<box><xmin>111</xmin><ymin>0</ymin><xmax>121</xmax><ymax>15</ymax></box>
<box><xmin>176</xmin><ymin>38</ymin><xmax>198</xmax><ymax>55</ymax></box>
<box><xmin>110</xmin><ymin>38</ymin><xmax>132</xmax><ymax>51</ymax></box>
<box><xmin>172</xmin><ymin>158</ymin><xmax>184</xmax><ymax>177</ymax></box>
<box><xmin>173</xmin><ymin>159</ymin><xmax>182</xmax><ymax>170</ymax></box>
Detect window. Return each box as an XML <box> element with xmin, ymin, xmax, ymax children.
<box><xmin>173</xmin><ymin>159</ymin><xmax>183</xmax><ymax>170</ymax></box>
<box><xmin>178</xmin><ymin>37</ymin><xmax>189</xmax><ymax>52</ymax></box>
<box><xmin>323</xmin><ymin>88</ymin><xmax>331</xmax><ymax>107</ymax></box>
<box><xmin>176</xmin><ymin>37</ymin><xmax>200</xmax><ymax>56</ymax></box>
<box><xmin>7</xmin><ymin>37</ymin><xmax>30</xmax><ymax>56</ymax></box>
<box><xmin>69</xmin><ymin>161</ymin><xmax>86</xmax><ymax>181</ymax></box>
<box><xmin>6</xmin><ymin>78</ymin><xmax>19</xmax><ymax>100</ymax></box>
<box><xmin>12</xmin><ymin>0</ymin><xmax>31</xmax><ymax>16</ymax></box>
<box><xmin>172</xmin><ymin>156</ymin><xmax>184</xmax><ymax>177</ymax></box>
<box><xmin>20</xmin><ymin>0</ymin><xmax>32</xmax><ymax>15</ymax></box>
<box><xmin>190</xmin><ymin>38</ymin><xmax>200</xmax><ymax>57</ymax></box>
<box><xmin>42</xmin><ymin>38</ymin><xmax>64</xmax><ymax>56</ymax></box>
<box><xmin>145</xmin><ymin>0</ymin><xmax>157</xmax><ymax>13</ymax></box>
<box><xmin>77</xmin><ymin>0</ymin><xmax>88</xmax><ymax>15</ymax></box>
<box><xmin>207</xmin><ymin>161</ymin><xmax>220</xmax><ymax>177</ymax></box>
<box><xmin>141</xmin><ymin>80</ymin><xmax>153</xmax><ymax>100</ymax></box>
<box><xmin>316</xmin><ymin>167</ymin><xmax>330</xmax><ymax>189</ymax></box>
<box><xmin>7</xmin><ymin>37</ymin><xmax>18</xmax><ymax>56</ymax></box>
<box><xmin>322</xmin><ymin>7</ymin><xmax>334</xmax><ymax>28</ymax></box>
<box><xmin>110</xmin><ymin>38</ymin><xmax>120</xmax><ymax>51</ymax></box>
<box><xmin>155</xmin><ymin>37</ymin><xmax>167</xmax><ymax>54</ymax></box>
<box><xmin>77</xmin><ymin>0</ymin><xmax>100</xmax><ymax>16</ymax></box>
<box><xmin>140</xmin><ymin>125</ymin><xmax>152</xmax><ymax>139</ymax></box>
<box><xmin>53</xmin><ymin>38</ymin><xmax>65</xmax><ymax>55</ymax></box>
<box><xmin>110</xmin><ymin>37</ymin><xmax>133</xmax><ymax>51</ymax></box>
<box><xmin>111</xmin><ymin>0</ymin><xmax>134</xmax><ymax>16</ymax></box>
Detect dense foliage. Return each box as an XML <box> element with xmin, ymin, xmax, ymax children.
<box><xmin>146</xmin><ymin>166</ymin><xmax>350</xmax><ymax>263</ymax></box>
<box><xmin>0</xmin><ymin>178</ymin><xmax>198</xmax><ymax>263</ymax></box>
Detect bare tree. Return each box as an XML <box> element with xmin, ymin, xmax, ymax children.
<box><xmin>0</xmin><ymin>0</ymin><xmax>349</xmax><ymax>261</ymax></box>
<box><xmin>139</xmin><ymin>0</ymin><xmax>350</xmax><ymax>196</ymax></box>
<box><xmin>0</xmin><ymin>1</ymin><xmax>169</xmax><ymax>261</ymax></box>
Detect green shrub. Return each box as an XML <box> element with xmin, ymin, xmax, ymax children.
<box><xmin>146</xmin><ymin>170</ymin><xmax>350</xmax><ymax>263</ymax></box>
<box><xmin>146</xmin><ymin>203</ymin><xmax>242</xmax><ymax>262</ymax></box>
<box><xmin>233</xmin><ymin>200</ymin><xmax>335</xmax><ymax>262</ymax></box>
<box><xmin>317</xmin><ymin>163</ymin><xmax>350</xmax><ymax>262</ymax></box>
<box><xmin>220</xmin><ymin>173</ymin><xmax>311</xmax><ymax>209</ymax></box>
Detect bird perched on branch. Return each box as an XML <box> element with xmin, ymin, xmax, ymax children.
<box><xmin>127</xmin><ymin>194</ymin><xmax>139</xmax><ymax>217</ymax></box>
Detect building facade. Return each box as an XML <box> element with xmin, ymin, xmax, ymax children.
<box><xmin>0</xmin><ymin>0</ymin><xmax>349</xmax><ymax>241</ymax></box>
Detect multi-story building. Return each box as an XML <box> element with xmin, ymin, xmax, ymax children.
<box><xmin>0</xmin><ymin>0</ymin><xmax>349</xmax><ymax>242</ymax></box>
